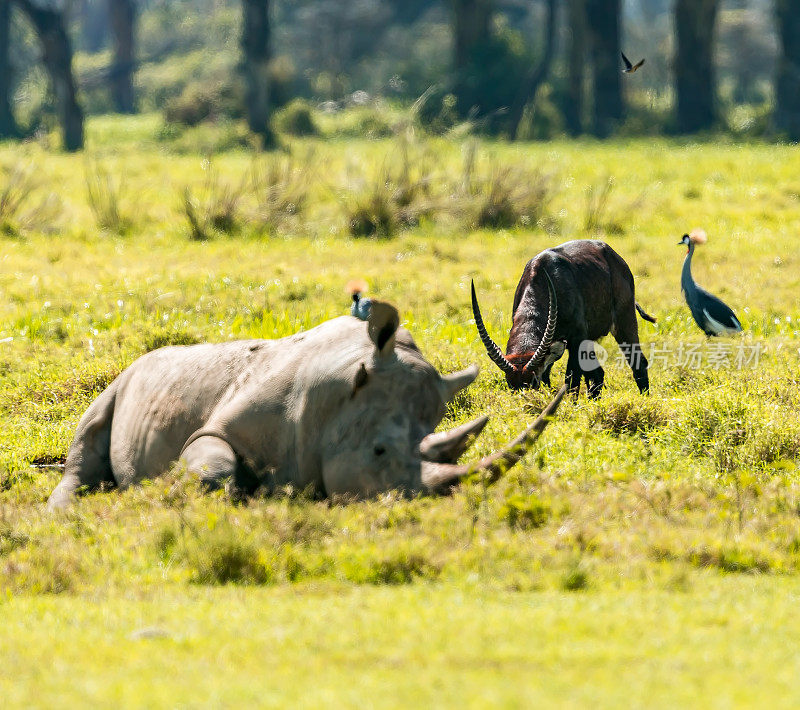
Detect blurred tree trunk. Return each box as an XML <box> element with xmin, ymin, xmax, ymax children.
<box><xmin>674</xmin><ymin>0</ymin><xmax>718</xmax><ymax>133</ymax></box>
<box><xmin>78</xmin><ymin>0</ymin><xmax>108</xmax><ymax>53</ymax></box>
<box><xmin>564</xmin><ymin>0</ymin><xmax>587</xmax><ymax>136</ymax></box>
<box><xmin>0</xmin><ymin>0</ymin><xmax>19</xmax><ymax>139</ymax></box>
<box><xmin>387</xmin><ymin>0</ymin><xmax>436</xmax><ymax>26</ymax></box>
<box><xmin>453</xmin><ymin>0</ymin><xmax>492</xmax><ymax>70</ymax></box>
<box><xmin>241</xmin><ymin>0</ymin><xmax>274</xmax><ymax>146</ymax></box>
<box><xmin>15</xmin><ymin>0</ymin><xmax>84</xmax><ymax>150</ymax></box>
<box><xmin>506</xmin><ymin>0</ymin><xmax>557</xmax><ymax>138</ymax></box>
<box><xmin>108</xmin><ymin>0</ymin><xmax>135</xmax><ymax>113</ymax></box>
<box><xmin>451</xmin><ymin>0</ymin><xmax>492</xmax><ymax>111</ymax></box>
<box><xmin>585</xmin><ymin>0</ymin><xmax>622</xmax><ymax>137</ymax></box>
<box><xmin>774</xmin><ymin>0</ymin><xmax>800</xmax><ymax>140</ymax></box>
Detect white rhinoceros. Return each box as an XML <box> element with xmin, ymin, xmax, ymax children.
<box><xmin>47</xmin><ymin>301</ymin><xmax>564</xmax><ymax>510</ymax></box>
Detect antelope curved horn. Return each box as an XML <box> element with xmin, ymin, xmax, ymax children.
<box><xmin>471</xmin><ymin>280</ymin><xmax>516</xmax><ymax>375</ymax></box>
<box><xmin>421</xmin><ymin>385</ymin><xmax>566</xmax><ymax>492</ymax></box>
<box><xmin>523</xmin><ymin>270</ymin><xmax>558</xmax><ymax>375</ymax></box>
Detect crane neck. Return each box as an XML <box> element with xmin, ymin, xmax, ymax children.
<box><xmin>681</xmin><ymin>243</ymin><xmax>697</xmax><ymax>296</ymax></box>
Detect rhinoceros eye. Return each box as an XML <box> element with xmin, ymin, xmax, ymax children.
<box><xmin>373</xmin><ymin>445</ymin><xmax>386</xmax><ymax>457</ymax></box>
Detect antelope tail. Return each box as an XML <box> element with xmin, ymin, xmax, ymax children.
<box><xmin>635</xmin><ymin>302</ymin><xmax>657</xmax><ymax>324</ymax></box>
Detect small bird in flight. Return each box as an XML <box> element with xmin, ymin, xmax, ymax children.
<box><xmin>621</xmin><ymin>51</ymin><xmax>645</xmax><ymax>74</ymax></box>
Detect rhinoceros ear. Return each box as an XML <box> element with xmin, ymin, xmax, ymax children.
<box><xmin>367</xmin><ymin>300</ymin><xmax>400</xmax><ymax>355</ymax></box>
<box><xmin>439</xmin><ymin>365</ymin><xmax>479</xmax><ymax>403</ymax></box>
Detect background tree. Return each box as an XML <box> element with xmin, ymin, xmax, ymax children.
<box><xmin>77</xmin><ymin>0</ymin><xmax>108</xmax><ymax>53</ymax></box>
<box><xmin>108</xmin><ymin>0</ymin><xmax>136</xmax><ymax>113</ymax></box>
<box><xmin>774</xmin><ymin>0</ymin><xmax>800</xmax><ymax>140</ymax></box>
<box><xmin>674</xmin><ymin>0</ymin><xmax>719</xmax><ymax>133</ymax></box>
<box><xmin>0</xmin><ymin>0</ymin><xmax>19</xmax><ymax>139</ymax></box>
<box><xmin>387</xmin><ymin>0</ymin><xmax>436</xmax><ymax>26</ymax></box>
<box><xmin>241</xmin><ymin>0</ymin><xmax>273</xmax><ymax>145</ymax></box>
<box><xmin>0</xmin><ymin>0</ymin><xmax>787</xmax><ymax>144</ymax></box>
<box><xmin>15</xmin><ymin>0</ymin><xmax>84</xmax><ymax>150</ymax></box>
<box><xmin>447</xmin><ymin>0</ymin><xmax>558</xmax><ymax>136</ymax></box>
<box><xmin>506</xmin><ymin>0</ymin><xmax>557</xmax><ymax>138</ymax></box>
<box><xmin>719</xmin><ymin>10</ymin><xmax>773</xmax><ymax>105</ymax></box>
<box><xmin>585</xmin><ymin>0</ymin><xmax>622</xmax><ymax>137</ymax></box>
<box><xmin>284</xmin><ymin>0</ymin><xmax>435</xmax><ymax>92</ymax></box>
<box><xmin>563</xmin><ymin>0</ymin><xmax>587</xmax><ymax>136</ymax></box>
<box><xmin>451</xmin><ymin>0</ymin><xmax>493</xmax><ymax>116</ymax></box>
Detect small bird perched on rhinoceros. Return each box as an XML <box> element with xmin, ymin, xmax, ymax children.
<box><xmin>347</xmin><ymin>279</ymin><xmax>372</xmax><ymax>320</ymax></box>
<box><xmin>679</xmin><ymin>229</ymin><xmax>743</xmax><ymax>337</ymax></box>
<box><xmin>47</xmin><ymin>295</ymin><xmax>565</xmax><ymax>510</ymax></box>
<box><xmin>347</xmin><ymin>278</ymin><xmax>400</xmax><ymax>350</ymax></box>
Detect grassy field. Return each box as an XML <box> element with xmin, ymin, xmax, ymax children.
<box><xmin>4</xmin><ymin>580</ymin><xmax>800</xmax><ymax>707</ymax></box>
<box><xmin>2</xmin><ymin>114</ymin><xmax>800</xmax><ymax>706</ymax></box>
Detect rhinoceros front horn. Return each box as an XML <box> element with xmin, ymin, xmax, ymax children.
<box><xmin>420</xmin><ymin>385</ymin><xmax>566</xmax><ymax>493</ymax></box>
<box><xmin>419</xmin><ymin>415</ymin><xmax>489</xmax><ymax>464</ymax></box>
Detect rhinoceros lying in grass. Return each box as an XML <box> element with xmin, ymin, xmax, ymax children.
<box><xmin>47</xmin><ymin>300</ymin><xmax>564</xmax><ymax>510</ymax></box>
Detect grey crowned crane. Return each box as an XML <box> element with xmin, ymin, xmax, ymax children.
<box><xmin>679</xmin><ymin>230</ymin><xmax>743</xmax><ymax>337</ymax></box>
<box><xmin>347</xmin><ymin>279</ymin><xmax>371</xmax><ymax>320</ymax></box>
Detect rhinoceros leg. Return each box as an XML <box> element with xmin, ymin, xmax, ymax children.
<box><xmin>179</xmin><ymin>433</ymin><xmax>263</xmax><ymax>497</ymax></box>
<box><xmin>47</xmin><ymin>379</ymin><xmax>119</xmax><ymax>511</ymax></box>
<box><xmin>180</xmin><ymin>435</ymin><xmax>237</xmax><ymax>489</ymax></box>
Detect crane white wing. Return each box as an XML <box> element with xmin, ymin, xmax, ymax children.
<box><xmin>702</xmin><ymin>308</ymin><xmax>742</xmax><ymax>336</ymax></box>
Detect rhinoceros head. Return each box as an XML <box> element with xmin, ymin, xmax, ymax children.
<box><xmin>301</xmin><ymin>300</ymin><xmax>565</xmax><ymax>498</ymax></box>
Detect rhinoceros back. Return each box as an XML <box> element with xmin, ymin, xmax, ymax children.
<box><xmin>107</xmin><ymin>341</ymin><xmax>272</xmax><ymax>487</ymax></box>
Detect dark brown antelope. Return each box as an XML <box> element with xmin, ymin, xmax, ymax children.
<box><xmin>471</xmin><ymin>239</ymin><xmax>656</xmax><ymax>398</ymax></box>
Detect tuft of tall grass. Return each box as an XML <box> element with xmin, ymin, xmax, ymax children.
<box><xmin>143</xmin><ymin>326</ymin><xmax>200</xmax><ymax>352</ymax></box>
<box><xmin>343</xmin><ymin>179</ymin><xmax>399</xmax><ymax>237</ymax></box>
<box><xmin>0</xmin><ymin>165</ymin><xmax>35</xmax><ymax>236</ymax></box>
<box><xmin>188</xmin><ymin>530</ymin><xmax>273</xmax><ymax>585</ymax></box>
<box><xmin>84</xmin><ymin>160</ymin><xmax>131</xmax><ymax>234</ymax></box>
<box><xmin>181</xmin><ymin>162</ymin><xmax>247</xmax><ymax>240</ymax></box>
<box><xmin>561</xmin><ymin>562</ymin><xmax>590</xmax><ymax>591</ymax></box>
<box><xmin>0</xmin><ymin>164</ymin><xmax>61</xmax><ymax>237</ymax></box>
<box><xmin>451</xmin><ymin>141</ymin><xmax>557</xmax><ymax>230</ymax></box>
<box><xmin>338</xmin><ymin>544</ymin><xmax>440</xmax><ymax>585</ymax></box>
<box><xmin>250</xmin><ymin>155</ymin><xmax>310</xmax><ymax>233</ymax></box>
<box><xmin>676</xmin><ymin>390</ymin><xmax>800</xmax><ymax>474</ymax></box>
<box><xmin>588</xmin><ymin>394</ymin><xmax>669</xmax><ymax>437</ymax></box>
<box><xmin>0</xmin><ymin>523</ymin><xmax>29</xmax><ymax>556</ymax></box>
<box><xmin>273</xmin><ymin>99</ymin><xmax>319</xmax><ymax>137</ymax></box>
<box><xmin>12</xmin><ymin>364</ymin><xmax>120</xmax><ymax>413</ymax></box>
<box><xmin>1</xmin><ymin>544</ymin><xmax>84</xmax><ymax>594</ymax></box>
<box><xmin>499</xmin><ymin>492</ymin><xmax>552</xmax><ymax>531</ymax></box>
<box><xmin>340</xmin><ymin>137</ymin><xmax>439</xmax><ymax>238</ymax></box>
<box><xmin>651</xmin><ymin>540</ymin><xmax>773</xmax><ymax>574</ymax></box>
<box><xmin>583</xmin><ymin>175</ymin><xmax>615</xmax><ymax>233</ymax></box>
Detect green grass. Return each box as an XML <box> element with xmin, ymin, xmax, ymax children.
<box><xmin>3</xmin><ymin>579</ymin><xmax>800</xmax><ymax>708</ymax></box>
<box><xmin>2</xmin><ymin>115</ymin><xmax>800</xmax><ymax>705</ymax></box>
